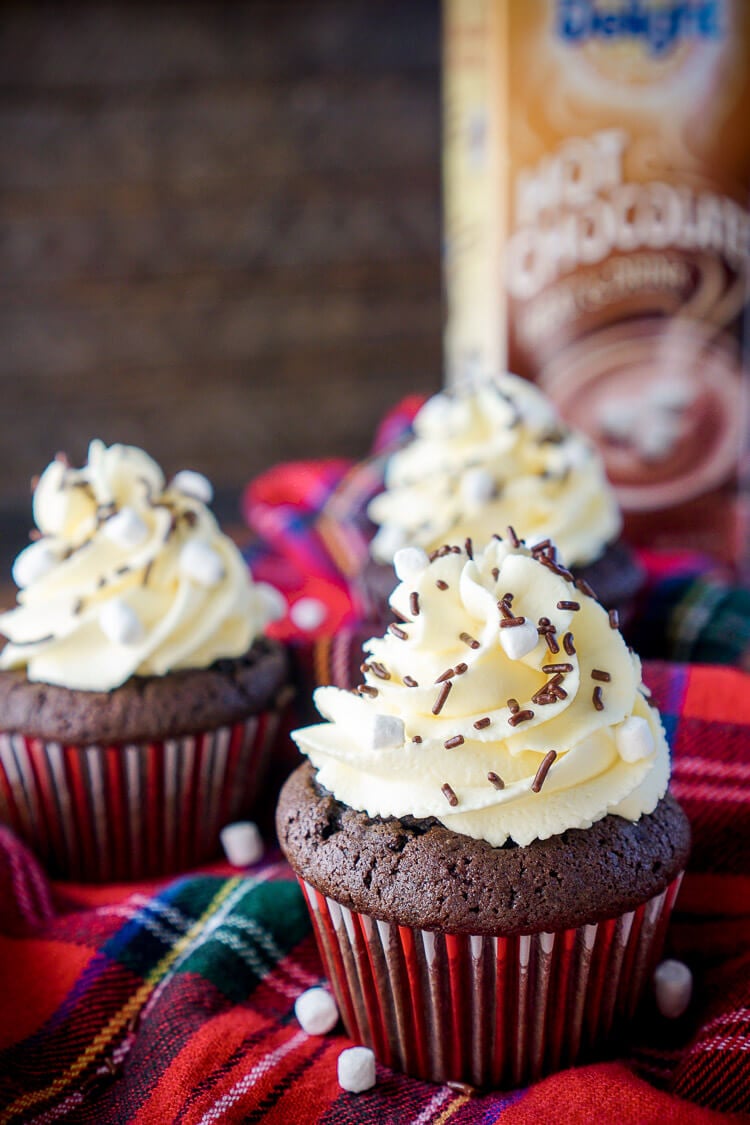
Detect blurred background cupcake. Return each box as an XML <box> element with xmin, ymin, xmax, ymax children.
<box><xmin>363</xmin><ymin>373</ymin><xmax>644</xmax><ymax>623</ymax></box>
<box><xmin>277</xmin><ymin>534</ymin><xmax>690</xmax><ymax>1087</ymax></box>
<box><xmin>0</xmin><ymin>439</ymin><xmax>291</xmax><ymax>881</ymax></box>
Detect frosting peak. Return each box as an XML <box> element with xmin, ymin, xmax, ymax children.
<box><xmin>292</xmin><ymin>536</ymin><xmax>669</xmax><ymax>847</ymax></box>
<box><xmin>368</xmin><ymin>373</ymin><xmax>621</xmax><ymax>567</ymax></box>
<box><xmin>0</xmin><ymin>441</ymin><xmax>284</xmax><ymax>691</ymax></box>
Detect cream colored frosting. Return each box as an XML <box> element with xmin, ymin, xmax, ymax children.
<box><xmin>0</xmin><ymin>441</ymin><xmax>285</xmax><ymax>691</ymax></box>
<box><xmin>368</xmin><ymin>373</ymin><xmax>621</xmax><ymax>568</ymax></box>
<box><xmin>292</xmin><ymin>537</ymin><xmax>669</xmax><ymax>847</ymax></box>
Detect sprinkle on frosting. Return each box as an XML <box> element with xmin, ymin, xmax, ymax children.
<box><xmin>0</xmin><ymin>440</ymin><xmax>283</xmax><ymax>692</ymax></box>
<box><xmin>293</xmin><ymin>536</ymin><xmax>670</xmax><ymax>848</ymax></box>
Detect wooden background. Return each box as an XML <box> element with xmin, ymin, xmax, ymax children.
<box><xmin>0</xmin><ymin>1</ymin><xmax>442</xmax><ymax>565</ymax></box>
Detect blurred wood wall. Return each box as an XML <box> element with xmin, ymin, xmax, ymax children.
<box><xmin>0</xmin><ymin>1</ymin><xmax>442</xmax><ymax>551</ymax></box>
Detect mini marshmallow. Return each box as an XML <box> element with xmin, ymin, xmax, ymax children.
<box><xmin>597</xmin><ymin>398</ymin><xmax>638</xmax><ymax>442</ymax></box>
<box><xmin>368</xmin><ymin>714</ymin><xmax>405</xmax><ymax>751</ymax></box>
<box><xmin>653</xmin><ymin>959</ymin><xmax>692</xmax><ymax>1019</ymax></box>
<box><xmin>499</xmin><ymin>618</ymin><xmax>539</xmax><ymax>661</ymax></box>
<box><xmin>99</xmin><ymin>600</ymin><xmax>144</xmax><ymax>646</ymax></box>
<box><xmin>12</xmin><ymin>540</ymin><xmax>59</xmax><ymax>588</ymax></box>
<box><xmin>337</xmin><ymin>1046</ymin><xmax>376</xmax><ymax>1093</ymax></box>
<box><xmin>179</xmin><ymin>541</ymin><xmax>225</xmax><ymax>587</ymax></box>
<box><xmin>290</xmin><ymin>597</ymin><xmax>327</xmax><ymax>631</ymax></box>
<box><xmin>294</xmin><ymin>988</ymin><xmax>339</xmax><ymax>1036</ymax></box>
<box><xmin>257</xmin><ymin>582</ymin><xmax>287</xmax><ymax>623</ymax></box>
<box><xmin>393</xmin><ymin>547</ymin><xmax>430</xmax><ymax>583</ymax></box>
<box><xmin>103</xmin><ymin>506</ymin><xmax>148</xmax><ymax>549</ymax></box>
<box><xmin>649</xmin><ymin>378</ymin><xmax>695</xmax><ymax>413</ymax></box>
<box><xmin>615</xmin><ymin>716</ymin><xmax>655</xmax><ymax>762</ymax></box>
<box><xmin>460</xmin><ymin>467</ymin><xmax>495</xmax><ymax>507</ymax></box>
<box><xmin>220</xmin><ymin>821</ymin><xmax>264</xmax><ymax>867</ymax></box>
<box><xmin>636</xmin><ymin>417</ymin><xmax>682</xmax><ymax>462</ymax></box>
<box><xmin>171</xmin><ymin>470</ymin><xmax>213</xmax><ymax>504</ymax></box>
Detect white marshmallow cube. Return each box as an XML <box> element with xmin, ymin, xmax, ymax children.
<box><xmin>99</xmin><ymin>600</ymin><xmax>144</xmax><ymax>646</ymax></box>
<box><xmin>257</xmin><ymin>582</ymin><xmax>287</xmax><ymax>623</ymax></box>
<box><xmin>171</xmin><ymin>470</ymin><xmax>213</xmax><ymax>504</ymax></box>
<box><xmin>337</xmin><ymin>1046</ymin><xmax>376</xmax><ymax>1093</ymax></box>
<box><xmin>368</xmin><ymin>714</ymin><xmax>405</xmax><ymax>751</ymax></box>
<box><xmin>220</xmin><ymin>821</ymin><xmax>264</xmax><ymax>867</ymax></box>
<box><xmin>179</xmin><ymin>541</ymin><xmax>225</xmax><ymax>587</ymax></box>
<box><xmin>12</xmin><ymin>540</ymin><xmax>59</xmax><ymax>588</ymax></box>
<box><xmin>615</xmin><ymin>716</ymin><xmax>655</xmax><ymax>762</ymax></box>
<box><xmin>294</xmin><ymin>988</ymin><xmax>339</xmax><ymax>1036</ymax></box>
<box><xmin>460</xmin><ymin>467</ymin><xmax>495</xmax><ymax>507</ymax></box>
<box><xmin>499</xmin><ymin>618</ymin><xmax>539</xmax><ymax>661</ymax></box>
<box><xmin>653</xmin><ymin>959</ymin><xmax>692</xmax><ymax>1019</ymax></box>
<box><xmin>290</xmin><ymin>597</ymin><xmax>327</xmax><ymax>631</ymax></box>
<box><xmin>103</xmin><ymin>506</ymin><xmax>149</xmax><ymax>549</ymax></box>
<box><xmin>393</xmin><ymin>547</ymin><xmax>429</xmax><ymax>583</ymax></box>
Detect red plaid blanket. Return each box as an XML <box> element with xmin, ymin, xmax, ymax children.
<box><xmin>0</xmin><ymin>659</ymin><xmax>748</xmax><ymax>1123</ymax></box>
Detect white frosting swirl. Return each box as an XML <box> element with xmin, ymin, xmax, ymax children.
<box><xmin>293</xmin><ymin>538</ymin><xmax>669</xmax><ymax>847</ymax></box>
<box><xmin>0</xmin><ymin>441</ymin><xmax>284</xmax><ymax>691</ymax></box>
<box><xmin>368</xmin><ymin>373</ymin><xmax>621</xmax><ymax>567</ymax></box>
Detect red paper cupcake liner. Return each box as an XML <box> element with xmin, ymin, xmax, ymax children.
<box><xmin>300</xmin><ymin>873</ymin><xmax>683</xmax><ymax>1088</ymax></box>
<box><xmin>0</xmin><ymin>710</ymin><xmax>284</xmax><ymax>881</ymax></box>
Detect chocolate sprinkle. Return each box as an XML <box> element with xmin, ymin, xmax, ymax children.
<box><xmin>591</xmin><ymin>669</ymin><xmax>611</xmax><ymax>682</ymax></box>
<box><xmin>608</xmin><ymin>609</ymin><xmax>620</xmax><ymax>630</ymax></box>
<box><xmin>142</xmin><ymin>560</ymin><xmax>154</xmax><ymax>587</ymax></box>
<box><xmin>508</xmin><ymin>709</ymin><xmax>534</xmax><ymax>726</ymax></box>
<box><xmin>507</xmin><ymin>525</ymin><xmax>520</xmax><ymax>547</ymax></box>
<box><xmin>433</xmin><ymin>681</ymin><xmax>452</xmax><ymax>715</ymax></box>
<box><xmin>557</xmin><ymin>600</ymin><xmax>580</xmax><ymax>611</ymax></box>
<box><xmin>576</xmin><ymin>578</ymin><xmax>597</xmax><ymax>599</ymax></box>
<box><xmin>412</xmin><ymin>735</ymin><xmax>423</xmax><ymax>744</ymax></box>
<box><xmin>357</xmin><ymin>684</ymin><xmax>378</xmax><ymax>698</ymax></box>
<box><xmin>403</xmin><ymin>676</ymin><xmax>419</xmax><ymax>688</ymax></box>
<box><xmin>465</xmin><ymin>537</ymin><xmax>474</xmax><ymax>560</ymax></box>
<box><xmin>491</xmin><ymin>567</ymin><xmax>500</xmax><ymax>581</ymax></box>
<box><xmin>29</xmin><ymin>529</ymin><xmax>42</xmax><ymax>542</ymax></box>
<box><xmin>545</xmin><ymin>631</ymin><xmax>560</xmax><ymax>654</ymax></box>
<box><xmin>436</xmin><ymin>580</ymin><xmax>449</xmax><ymax>591</ymax></box>
<box><xmin>370</xmin><ymin>661</ymin><xmax>391</xmax><ymax>681</ymax></box>
<box><xmin>531</xmin><ymin>750</ymin><xmax>557</xmax><ymax>793</ymax></box>
<box><xmin>562</xmin><ymin>632</ymin><xmax>576</xmax><ymax>656</ymax></box>
<box><xmin>445</xmin><ymin>735</ymin><xmax>465</xmax><ymax>749</ymax></box>
<box><xmin>441</xmin><ymin>783</ymin><xmax>459</xmax><ymax>807</ymax></box>
<box><xmin>487</xmin><ymin>772</ymin><xmax>505</xmax><ymax>790</ymax></box>
<box><xmin>499</xmin><ymin>616</ymin><xmax>526</xmax><ymax>628</ymax></box>
<box><xmin>459</xmin><ymin>632</ymin><xmax>480</xmax><ymax>649</ymax></box>
<box><xmin>388</xmin><ymin>623</ymin><xmax>409</xmax><ymax>641</ymax></box>
<box><xmin>455</xmin><ymin>662</ymin><xmax>468</xmax><ymax>675</ymax></box>
<box><xmin>72</xmin><ymin>598</ymin><xmax>84</xmax><ymax>616</ymax></box>
<box><xmin>474</xmin><ymin>717</ymin><xmax>491</xmax><ymax>729</ymax></box>
<box><xmin>409</xmin><ymin>591</ymin><xmax>420</xmax><ymax>617</ymax></box>
<box><xmin>542</xmin><ymin>663</ymin><xmax>573</xmax><ymax>674</ymax></box>
<box><xmin>507</xmin><ymin>698</ymin><xmax>520</xmax><ymax>714</ymax></box>
<box><xmin>435</xmin><ymin>668</ymin><xmax>455</xmax><ymax>683</ymax></box>
<box><xmin>593</xmin><ymin>686</ymin><xmax>604</xmax><ymax>711</ymax></box>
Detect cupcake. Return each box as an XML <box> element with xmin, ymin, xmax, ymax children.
<box><xmin>364</xmin><ymin>373</ymin><xmax>642</xmax><ymax>621</ymax></box>
<box><xmin>277</xmin><ymin>535</ymin><xmax>689</xmax><ymax>1087</ymax></box>
<box><xmin>0</xmin><ymin>441</ymin><xmax>291</xmax><ymax>881</ymax></box>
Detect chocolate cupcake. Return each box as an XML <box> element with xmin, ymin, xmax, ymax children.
<box><xmin>277</xmin><ymin>535</ymin><xmax>689</xmax><ymax>1088</ymax></box>
<box><xmin>0</xmin><ymin>441</ymin><xmax>291</xmax><ymax>880</ymax></box>
<box><xmin>363</xmin><ymin>374</ymin><xmax>642</xmax><ymax>622</ymax></box>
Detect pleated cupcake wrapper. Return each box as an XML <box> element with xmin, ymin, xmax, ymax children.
<box><xmin>0</xmin><ymin>710</ymin><xmax>283</xmax><ymax>881</ymax></box>
<box><xmin>300</xmin><ymin>873</ymin><xmax>683</xmax><ymax>1088</ymax></box>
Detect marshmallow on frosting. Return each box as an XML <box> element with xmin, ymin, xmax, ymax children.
<box><xmin>292</xmin><ymin>536</ymin><xmax>669</xmax><ymax>848</ymax></box>
<box><xmin>0</xmin><ymin>441</ymin><xmax>284</xmax><ymax>691</ymax></box>
<box><xmin>368</xmin><ymin>374</ymin><xmax>621</xmax><ymax>568</ymax></box>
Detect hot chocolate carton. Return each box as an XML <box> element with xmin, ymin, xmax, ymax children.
<box><xmin>444</xmin><ymin>0</ymin><xmax>750</xmax><ymax>572</ymax></box>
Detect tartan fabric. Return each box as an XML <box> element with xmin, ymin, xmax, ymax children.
<box><xmin>0</xmin><ymin>660</ymin><xmax>748</xmax><ymax>1123</ymax></box>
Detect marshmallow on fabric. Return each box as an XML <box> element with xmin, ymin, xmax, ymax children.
<box><xmin>294</xmin><ymin>988</ymin><xmax>339</xmax><ymax>1036</ymax></box>
<box><xmin>654</xmin><ymin>959</ymin><xmax>693</xmax><ymax>1019</ymax></box>
<box><xmin>220</xmin><ymin>821</ymin><xmax>264</xmax><ymax>867</ymax></box>
<box><xmin>337</xmin><ymin>1046</ymin><xmax>376</xmax><ymax>1093</ymax></box>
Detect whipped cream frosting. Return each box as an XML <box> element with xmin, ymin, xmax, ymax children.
<box><xmin>368</xmin><ymin>373</ymin><xmax>621</xmax><ymax>568</ymax></box>
<box><xmin>293</xmin><ymin>537</ymin><xmax>669</xmax><ymax>847</ymax></box>
<box><xmin>0</xmin><ymin>441</ymin><xmax>285</xmax><ymax>691</ymax></box>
